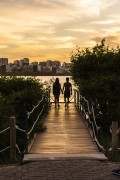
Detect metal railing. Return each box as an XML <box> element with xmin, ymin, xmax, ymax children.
<box><xmin>74</xmin><ymin>89</ymin><xmax>106</xmax><ymax>152</ymax></box>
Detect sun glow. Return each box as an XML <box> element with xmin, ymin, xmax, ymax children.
<box><xmin>0</xmin><ymin>0</ymin><xmax>120</xmax><ymax>62</ymax></box>
<box><xmin>79</xmin><ymin>0</ymin><xmax>95</xmax><ymax>6</ymax></box>
<box><xmin>76</xmin><ymin>0</ymin><xmax>102</xmax><ymax>16</ymax></box>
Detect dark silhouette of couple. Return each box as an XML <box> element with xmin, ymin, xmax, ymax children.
<box><xmin>53</xmin><ymin>77</ymin><xmax>72</xmax><ymax>109</ymax></box>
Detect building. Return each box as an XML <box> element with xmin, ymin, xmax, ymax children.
<box><xmin>19</xmin><ymin>58</ymin><xmax>29</xmax><ymax>67</ymax></box>
<box><xmin>52</xmin><ymin>67</ymin><xmax>57</xmax><ymax>73</ymax></box>
<box><xmin>0</xmin><ymin>65</ymin><xmax>6</xmax><ymax>73</ymax></box>
<box><xmin>23</xmin><ymin>58</ymin><xmax>29</xmax><ymax>64</ymax></box>
<box><xmin>46</xmin><ymin>60</ymin><xmax>53</xmax><ymax>67</ymax></box>
<box><xmin>11</xmin><ymin>64</ymin><xmax>21</xmax><ymax>72</ymax></box>
<box><xmin>53</xmin><ymin>61</ymin><xmax>61</xmax><ymax>67</ymax></box>
<box><xmin>62</xmin><ymin>62</ymin><xmax>71</xmax><ymax>72</ymax></box>
<box><xmin>6</xmin><ymin>63</ymin><xmax>14</xmax><ymax>72</ymax></box>
<box><xmin>31</xmin><ymin>62</ymin><xmax>38</xmax><ymax>65</ymax></box>
<box><xmin>39</xmin><ymin>62</ymin><xmax>46</xmax><ymax>67</ymax></box>
<box><xmin>56</xmin><ymin>67</ymin><xmax>65</xmax><ymax>74</ymax></box>
<box><xmin>41</xmin><ymin>66</ymin><xmax>51</xmax><ymax>73</ymax></box>
<box><xmin>46</xmin><ymin>60</ymin><xmax>61</xmax><ymax>67</ymax></box>
<box><xmin>14</xmin><ymin>60</ymin><xmax>19</xmax><ymax>66</ymax></box>
<box><xmin>0</xmin><ymin>58</ymin><xmax>8</xmax><ymax>65</ymax></box>
<box><xmin>22</xmin><ymin>65</ymin><xmax>33</xmax><ymax>72</ymax></box>
<box><xmin>32</xmin><ymin>64</ymin><xmax>38</xmax><ymax>72</ymax></box>
<box><xmin>0</xmin><ymin>57</ymin><xmax>70</xmax><ymax>74</ymax></box>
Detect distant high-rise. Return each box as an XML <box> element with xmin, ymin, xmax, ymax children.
<box><xmin>0</xmin><ymin>58</ymin><xmax>8</xmax><ymax>65</ymax></box>
<box><xmin>46</xmin><ymin>60</ymin><xmax>53</xmax><ymax>67</ymax></box>
<box><xmin>53</xmin><ymin>60</ymin><xmax>61</xmax><ymax>67</ymax></box>
<box><xmin>19</xmin><ymin>58</ymin><xmax>29</xmax><ymax>66</ymax></box>
<box><xmin>39</xmin><ymin>62</ymin><xmax>46</xmax><ymax>67</ymax></box>
<box><xmin>46</xmin><ymin>60</ymin><xmax>60</xmax><ymax>67</ymax></box>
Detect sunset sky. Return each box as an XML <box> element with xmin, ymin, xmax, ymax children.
<box><xmin>0</xmin><ymin>0</ymin><xmax>120</xmax><ymax>63</ymax></box>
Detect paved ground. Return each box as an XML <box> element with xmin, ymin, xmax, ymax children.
<box><xmin>0</xmin><ymin>159</ymin><xmax>120</xmax><ymax>180</ymax></box>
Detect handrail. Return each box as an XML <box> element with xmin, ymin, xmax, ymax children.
<box><xmin>0</xmin><ymin>88</ymin><xmax>51</xmax><ymax>157</ymax></box>
<box><xmin>27</xmin><ymin>95</ymin><xmax>44</xmax><ymax>119</ymax></box>
<box><xmin>74</xmin><ymin>89</ymin><xmax>106</xmax><ymax>152</ymax></box>
<box><xmin>27</xmin><ymin>105</ymin><xmax>45</xmax><ymax>137</ymax></box>
<box><xmin>109</xmin><ymin>125</ymin><xmax>112</xmax><ymax>134</ymax></box>
<box><xmin>0</xmin><ymin>127</ymin><xmax>10</xmax><ymax>153</ymax></box>
<box><xmin>21</xmin><ymin>92</ymin><xmax>50</xmax><ymax>153</ymax></box>
<box><xmin>0</xmin><ymin>146</ymin><xmax>10</xmax><ymax>153</ymax></box>
<box><xmin>80</xmin><ymin>94</ymin><xmax>100</xmax><ymax>131</ymax></box>
<box><xmin>16</xmin><ymin>144</ymin><xmax>22</xmax><ymax>154</ymax></box>
<box><xmin>15</xmin><ymin>125</ymin><xmax>26</xmax><ymax>132</ymax></box>
<box><xmin>0</xmin><ymin>127</ymin><xmax>10</xmax><ymax>134</ymax></box>
<box><xmin>91</xmin><ymin>121</ymin><xmax>105</xmax><ymax>152</ymax></box>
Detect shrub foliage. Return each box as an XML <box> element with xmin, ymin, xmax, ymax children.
<box><xmin>70</xmin><ymin>39</ymin><xmax>120</xmax><ymax>131</ymax></box>
<box><xmin>0</xmin><ymin>76</ymin><xmax>49</xmax><ymax>163</ymax></box>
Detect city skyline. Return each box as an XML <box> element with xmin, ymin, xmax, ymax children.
<box><xmin>0</xmin><ymin>0</ymin><xmax>120</xmax><ymax>63</ymax></box>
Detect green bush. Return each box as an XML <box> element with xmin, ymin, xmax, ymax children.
<box><xmin>0</xmin><ymin>76</ymin><xmax>50</xmax><ymax>163</ymax></box>
<box><xmin>70</xmin><ymin>39</ymin><xmax>120</xmax><ymax>131</ymax></box>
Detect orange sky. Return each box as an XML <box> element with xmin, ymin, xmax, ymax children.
<box><xmin>0</xmin><ymin>0</ymin><xmax>120</xmax><ymax>63</ymax></box>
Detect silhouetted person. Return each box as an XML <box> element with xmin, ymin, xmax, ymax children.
<box><xmin>63</xmin><ymin>77</ymin><xmax>72</xmax><ymax>108</ymax></box>
<box><xmin>53</xmin><ymin>78</ymin><xmax>62</xmax><ymax>108</ymax></box>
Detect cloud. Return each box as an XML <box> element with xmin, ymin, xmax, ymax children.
<box><xmin>0</xmin><ymin>0</ymin><xmax>74</xmax><ymax>11</ymax></box>
<box><xmin>90</xmin><ymin>32</ymin><xmax>120</xmax><ymax>47</ymax></box>
<box><xmin>91</xmin><ymin>19</ymin><xmax>119</xmax><ymax>25</ymax></box>
<box><xmin>0</xmin><ymin>45</ymin><xmax>8</xmax><ymax>49</ymax></box>
<box><xmin>0</xmin><ymin>0</ymin><xmax>120</xmax><ymax>62</ymax></box>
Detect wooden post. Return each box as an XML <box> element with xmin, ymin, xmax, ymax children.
<box><xmin>10</xmin><ymin>116</ymin><xmax>16</xmax><ymax>163</ymax></box>
<box><xmin>74</xmin><ymin>90</ymin><xmax>76</xmax><ymax>106</ymax></box>
<box><xmin>48</xmin><ymin>89</ymin><xmax>50</xmax><ymax>104</ymax></box>
<box><xmin>79</xmin><ymin>93</ymin><xmax>81</xmax><ymax>112</ymax></box>
<box><xmin>49</xmin><ymin>87</ymin><xmax>51</xmax><ymax>104</ymax></box>
<box><xmin>77</xmin><ymin>91</ymin><xmax>79</xmax><ymax>109</ymax></box>
<box><xmin>26</xmin><ymin>117</ymin><xmax>28</xmax><ymax>153</ymax></box>
<box><xmin>112</xmin><ymin>121</ymin><xmax>118</xmax><ymax>161</ymax></box>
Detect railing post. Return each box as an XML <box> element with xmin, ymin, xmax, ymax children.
<box><xmin>77</xmin><ymin>91</ymin><xmax>79</xmax><ymax>109</ymax></box>
<box><xmin>81</xmin><ymin>99</ymin><xmax>84</xmax><ymax>116</ymax></box>
<box><xmin>112</xmin><ymin>121</ymin><xmax>118</xmax><ymax>161</ymax></box>
<box><xmin>79</xmin><ymin>92</ymin><xmax>80</xmax><ymax>110</ymax></box>
<box><xmin>79</xmin><ymin>93</ymin><xmax>81</xmax><ymax>111</ymax></box>
<box><xmin>74</xmin><ymin>90</ymin><xmax>76</xmax><ymax>106</ymax></box>
<box><xmin>10</xmin><ymin>116</ymin><xmax>16</xmax><ymax>163</ymax></box>
<box><xmin>87</xmin><ymin>113</ymin><xmax>91</xmax><ymax>128</ymax></box>
<box><xmin>49</xmin><ymin>87</ymin><xmax>51</xmax><ymax>104</ymax></box>
<box><xmin>26</xmin><ymin>117</ymin><xmax>28</xmax><ymax>153</ymax></box>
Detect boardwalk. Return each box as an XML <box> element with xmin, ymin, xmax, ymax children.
<box><xmin>24</xmin><ymin>103</ymin><xmax>106</xmax><ymax>161</ymax></box>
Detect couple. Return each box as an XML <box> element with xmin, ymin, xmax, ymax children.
<box><xmin>53</xmin><ymin>77</ymin><xmax>72</xmax><ymax>108</ymax></box>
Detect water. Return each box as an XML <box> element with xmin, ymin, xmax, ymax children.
<box><xmin>35</xmin><ymin>76</ymin><xmax>74</xmax><ymax>103</ymax></box>
<box><xmin>36</xmin><ymin>76</ymin><xmax>72</xmax><ymax>86</ymax></box>
<box><xmin>16</xmin><ymin>75</ymin><xmax>75</xmax><ymax>103</ymax></box>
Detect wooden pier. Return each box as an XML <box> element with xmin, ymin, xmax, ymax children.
<box><xmin>24</xmin><ymin>103</ymin><xmax>107</xmax><ymax>161</ymax></box>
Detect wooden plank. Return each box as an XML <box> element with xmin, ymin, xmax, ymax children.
<box><xmin>29</xmin><ymin>104</ymin><xmax>101</xmax><ymax>155</ymax></box>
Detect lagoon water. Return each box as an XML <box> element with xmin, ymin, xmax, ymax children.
<box><xmin>18</xmin><ymin>75</ymin><xmax>75</xmax><ymax>103</ymax></box>
<box><xmin>36</xmin><ymin>76</ymin><xmax>72</xmax><ymax>85</ymax></box>
<box><xmin>35</xmin><ymin>76</ymin><xmax>74</xmax><ymax>103</ymax></box>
